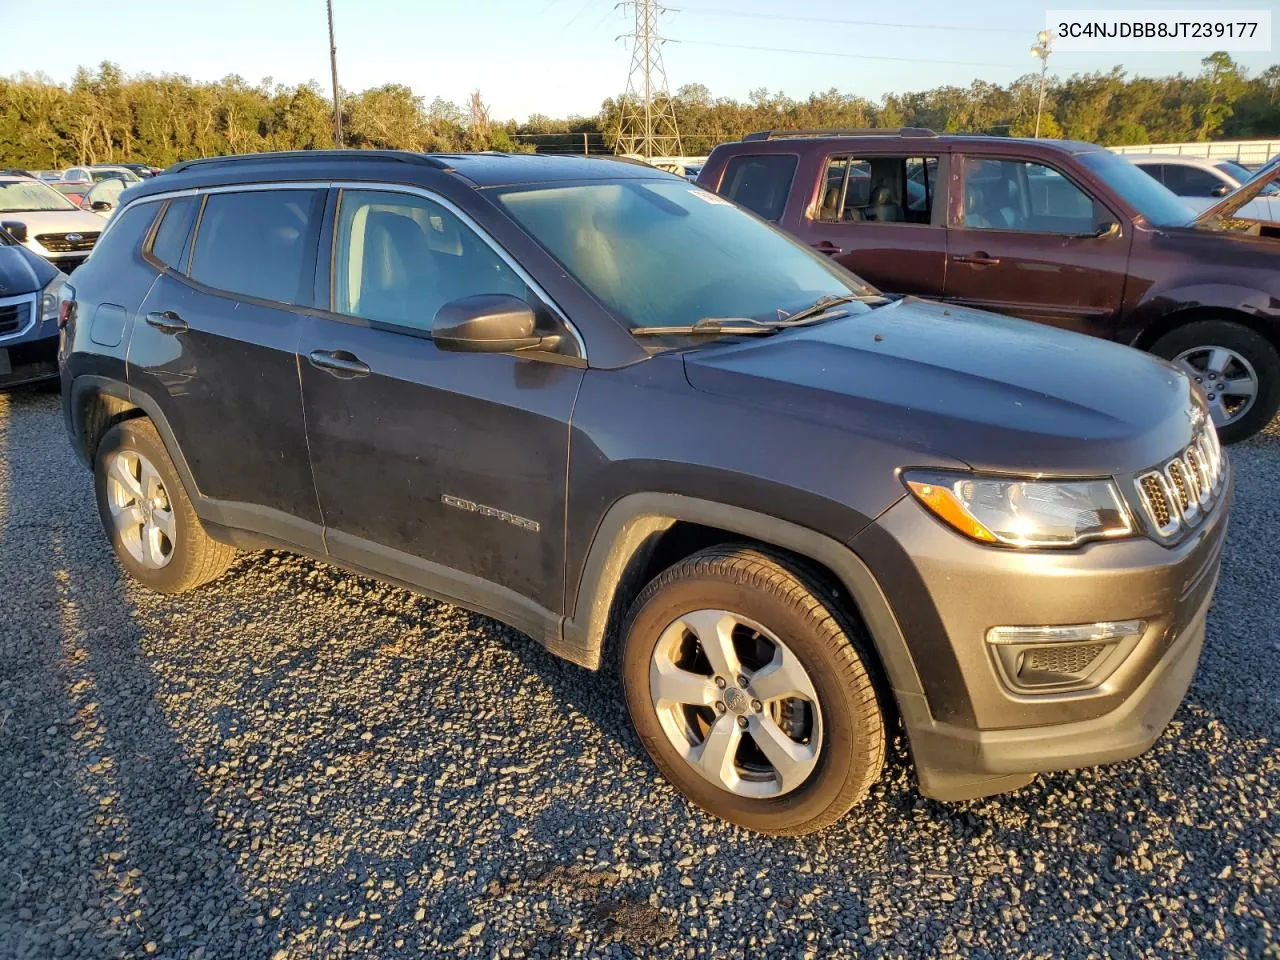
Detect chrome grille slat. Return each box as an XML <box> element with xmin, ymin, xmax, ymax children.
<box><xmin>1133</xmin><ymin>423</ymin><xmax>1225</xmax><ymax>541</ymax></box>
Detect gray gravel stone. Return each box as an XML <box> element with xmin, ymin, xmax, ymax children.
<box><xmin>0</xmin><ymin>391</ymin><xmax>1278</xmax><ymax>958</ymax></box>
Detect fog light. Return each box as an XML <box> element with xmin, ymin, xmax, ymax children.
<box><xmin>985</xmin><ymin>620</ymin><xmax>1146</xmax><ymax>692</ymax></box>
<box><xmin>986</xmin><ymin>621</ymin><xmax>1146</xmax><ymax>646</ymax></box>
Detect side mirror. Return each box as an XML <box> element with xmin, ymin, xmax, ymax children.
<box><xmin>1211</xmin><ymin>183</ymin><xmax>1231</xmax><ymax>198</ymax></box>
<box><xmin>432</xmin><ymin>294</ymin><xmax>562</xmax><ymax>354</ymax></box>
<box><xmin>0</xmin><ymin>220</ymin><xmax>28</xmax><ymax>243</ymax></box>
<box><xmin>90</xmin><ymin>200</ymin><xmax>114</xmax><ymax>212</ymax></box>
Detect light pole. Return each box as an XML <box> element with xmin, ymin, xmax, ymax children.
<box><xmin>1030</xmin><ymin>30</ymin><xmax>1053</xmax><ymax>138</ymax></box>
<box><xmin>326</xmin><ymin>0</ymin><xmax>343</xmax><ymax>148</ymax></box>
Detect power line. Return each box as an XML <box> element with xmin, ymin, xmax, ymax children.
<box><xmin>670</xmin><ymin>6</ymin><xmax>1027</xmax><ymax>35</ymax></box>
<box><xmin>670</xmin><ymin>38</ymin><xmax>1018</xmax><ymax>68</ymax></box>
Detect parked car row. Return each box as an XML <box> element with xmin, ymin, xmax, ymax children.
<box><xmin>52</xmin><ymin>148</ymin><xmax>1233</xmax><ymax>835</ymax></box>
<box><xmin>697</xmin><ymin>128</ymin><xmax>1280</xmax><ymax>443</ymax></box>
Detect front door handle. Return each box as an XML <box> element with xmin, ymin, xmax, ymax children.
<box><xmin>308</xmin><ymin>349</ymin><xmax>371</xmax><ymax>379</ymax></box>
<box><xmin>144</xmin><ymin>310</ymin><xmax>188</xmax><ymax>334</ymax></box>
<box><xmin>951</xmin><ymin>253</ymin><xmax>1001</xmax><ymax>266</ymax></box>
<box><xmin>811</xmin><ymin>240</ymin><xmax>843</xmax><ymax>256</ymax></box>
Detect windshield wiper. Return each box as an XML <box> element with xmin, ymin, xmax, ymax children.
<box><xmin>631</xmin><ymin>316</ymin><xmax>794</xmax><ymax>337</ymax></box>
<box><xmin>779</xmin><ymin>292</ymin><xmax>889</xmax><ymax>323</ymax></box>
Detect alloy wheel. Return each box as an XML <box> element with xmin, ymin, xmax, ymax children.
<box><xmin>105</xmin><ymin>450</ymin><xmax>176</xmax><ymax>569</ymax></box>
<box><xmin>649</xmin><ymin>608</ymin><xmax>823</xmax><ymax>799</ymax></box>
<box><xmin>1174</xmin><ymin>345</ymin><xmax>1259</xmax><ymax>428</ymax></box>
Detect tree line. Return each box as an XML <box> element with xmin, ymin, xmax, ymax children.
<box><xmin>1</xmin><ymin>53</ymin><xmax>1276</xmax><ymax>169</ymax></box>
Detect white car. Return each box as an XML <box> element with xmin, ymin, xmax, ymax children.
<box><xmin>0</xmin><ymin>175</ymin><xmax>109</xmax><ymax>270</ymax></box>
<box><xmin>1130</xmin><ymin>154</ymin><xmax>1280</xmax><ymax>221</ymax></box>
<box><xmin>60</xmin><ymin>166</ymin><xmax>144</xmax><ymax>187</ymax></box>
<box><xmin>80</xmin><ymin>177</ymin><xmax>131</xmax><ymax>219</ymax></box>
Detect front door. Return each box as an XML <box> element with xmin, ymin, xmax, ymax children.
<box><xmin>790</xmin><ymin>153</ymin><xmax>948</xmax><ymax>297</ymax></box>
<box><xmin>943</xmin><ymin>155</ymin><xmax>1129</xmax><ymax>339</ymax></box>
<box><xmin>130</xmin><ymin>188</ymin><xmax>326</xmax><ymax>549</ymax></box>
<box><xmin>298</xmin><ymin>187</ymin><xmax>584</xmax><ymax>625</ymax></box>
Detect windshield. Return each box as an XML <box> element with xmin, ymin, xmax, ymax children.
<box><xmin>495</xmin><ymin>180</ymin><xmax>875</xmax><ymax>332</ymax></box>
<box><xmin>91</xmin><ymin>168</ymin><xmax>139</xmax><ymax>183</ymax></box>
<box><xmin>0</xmin><ymin>179</ymin><xmax>78</xmax><ymax>213</ymax></box>
<box><xmin>1080</xmin><ymin>152</ymin><xmax>1196</xmax><ymax>227</ymax></box>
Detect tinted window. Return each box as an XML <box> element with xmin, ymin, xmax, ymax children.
<box><xmin>962</xmin><ymin>158</ymin><xmax>1099</xmax><ymax>234</ymax></box>
<box><xmin>189</xmin><ymin>190</ymin><xmax>322</xmax><ymax>304</ymax></box>
<box><xmin>1135</xmin><ymin>163</ymin><xmax>1166</xmax><ymax>184</ymax></box>
<box><xmin>150</xmin><ymin>196</ymin><xmax>197</xmax><ymax>270</ymax></box>
<box><xmin>717</xmin><ymin>154</ymin><xmax>797</xmax><ymax>221</ymax></box>
<box><xmin>1162</xmin><ymin>164</ymin><xmax>1227</xmax><ymax>198</ymax></box>
<box><xmin>497</xmin><ymin>180</ymin><xmax>875</xmax><ymax>333</ymax></box>
<box><xmin>333</xmin><ymin>190</ymin><xmax>525</xmax><ymax>331</ymax></box>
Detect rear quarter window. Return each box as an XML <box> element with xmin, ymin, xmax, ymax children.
<box><xmin>716</xmin><ymin>154</ymin><xmax>798</xmax><ymax>221</ymax></box>
<box><xmin>148</xmin><ymin>196</ymin><xmax>198</xmax><ymax>271</ymax></box>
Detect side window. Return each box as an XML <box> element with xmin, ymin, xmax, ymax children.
<box><xmin>333</xmin><ymin>190</ymin><xmax>526</xmax><ymax>332</ymax></box>
<box><xmin>189</xmin><ymin>190</ymin><xmax>323</xmax><ymax>304</ymax></box>
<box><xmin>75</xmin><ymin>202</ymin><xmax>157</xmax><ymax>275</ymax></box>
<box><xmin>149</xmin><ymin>196</ymin><xmax>197</xmax><ymax>271</ymax></box>
<box><xmin>717</xmin><ymin>154</ymin><xmax>797</xmax><ymax>221</ymax></box>
<box><xmin>816</xmin><ymin>155</ymin><xmax>936</xmax><ymax>225</ymax></box>
<box><xmin>1162</xmin><ymin>164</ymin><xmax>1227</xmax><ymax>198</ymax></box>
<box><xmin>1136</xmin><ymin>163</ymin><xmax>1166</xmax><ymax>186</ymax></box>
<box><xmin>962</xmin><ymin>157</ymin><xmax>1100</xmax><ymax>235</ymax></box>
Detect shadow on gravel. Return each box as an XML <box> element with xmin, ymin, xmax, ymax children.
<box><xmin>0</xmin><ymin>392</ymin><xmax>258</xmax><ymax>960</ymax></box>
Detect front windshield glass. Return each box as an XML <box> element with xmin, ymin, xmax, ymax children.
<box><xmin>1079</xmin><ymin>151</ymin><xmax>1197</xmax><ymax>227</ymax></box>
<box><xmin>0</xmin><ymin>179</ymin><xmax>78</xmax><ymax>213</ymax></box>
<box><xmin>1215</xmin><ymin>160</ymin><xmax>1280</xmax><ymax>195</ymax></box>
<box><xmin>495</xmin><ymin>179</ymin><xmax>875</xmax><ymax>331</ymax></box>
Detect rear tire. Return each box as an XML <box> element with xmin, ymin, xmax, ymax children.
<box><xmin>620</xmin><ymin>546</ymin><xmax>885</xmax><ymax>835</ymax></box>
<box><xmin>94</xmin><ymin>418</ymin><xmax>236</xmax><ymax>594</ymax></box>
<box><xmin>1150</xmin><ymin>320</ymin><xmax>1280</xmax><ymax>444</ymax></box>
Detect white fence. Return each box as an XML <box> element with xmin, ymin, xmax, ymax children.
<box><xmin>1110</xmin><ymin>140</ymin><xmax>1280</xmax><ymax>165</ymax></box>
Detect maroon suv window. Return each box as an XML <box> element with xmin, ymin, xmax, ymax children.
<box><xmin>717</xmin><ymin>154</ymin><xmax>797</xmax><ymax>221</ymax></box>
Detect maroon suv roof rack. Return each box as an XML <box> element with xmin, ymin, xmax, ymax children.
<box><xmin>741</xmin><ymin>127</ymin><xmax>937</xmax><ymax>141</ymax></box>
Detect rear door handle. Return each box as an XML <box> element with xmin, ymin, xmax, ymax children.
<box><xmin>951</xmin><ymin>253</ymin><xmax>1001</xmax><ymax>266</ymax></box>
<box><xmin>144</xmin><ymin>310</ymin><xmax>188</xmax><ymax>334</ymax></box>
<box><xmin>308</xmin><ymin>349</ymin><xmax>371</xmax><ymax>379</ymax></box>
<box><xmin>811</xmin><ymin>241</ymin><xmax>843</xmax><ymax>256</ymax></box>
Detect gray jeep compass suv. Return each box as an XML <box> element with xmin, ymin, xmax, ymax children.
<box><xmin>59</xmin><ymin>151</ymin><xmax>1231</xmax><ymax>835</ymax></box>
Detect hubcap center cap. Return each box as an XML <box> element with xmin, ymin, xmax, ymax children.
<box><xmin>723</xmin><ymin>686</ymin><xmax>750</xmax><ymax>715</ymax></box>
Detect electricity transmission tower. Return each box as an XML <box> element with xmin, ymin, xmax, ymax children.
<box><xmin>615</xmin><ymin>0</ymin><xmax>682</xmax><ymax>159</ymax></box>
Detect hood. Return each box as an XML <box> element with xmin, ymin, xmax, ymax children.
<box><xmin>1195</xmin><ymin>153</ymin><xmax>1280</xmax><ymax>225</ymax></box>
<box><xmin>0</xmin><ymin>242</ymin><xmax>54</xmax><ymax>296</ymax></box>
<box><xmin>682</xmin><ymin>298</ymin><xmax>1201</xmax><ymax>476</ymax></box>
<box><xmin>2</xmin><ymin>208</ymin><xmax>104</xmax><ymax>236</ymax></box>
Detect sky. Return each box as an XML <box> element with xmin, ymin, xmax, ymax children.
<box><xmin>3</xmin><ymin>0</ymin><xmax>1278</xmax><ymax>122</ymax></box>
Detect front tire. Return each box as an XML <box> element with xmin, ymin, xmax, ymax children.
<box><xmin>94</xmin><ymin>418</ymin><xmax>236</xmax><ymax>594</ymax></box>
<box><xmin>1151</xmin><ymin>320</ymin><xmax>1280</xmax><ymax>444</ymax></box>
<box><xmin>620</xmin><ymin>546</ymin><xmax>885</xmax><ymax>835</ymax></box>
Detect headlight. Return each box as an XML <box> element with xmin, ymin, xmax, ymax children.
<box><xmin>903</xmin><ymin>470</ymin><xmax>1134</xmax><ymax>548</ymax></box>
<box><xmin>40</xmin><ymin>272</ymin><xmax>68</xmax><ymax>324</ymax></box>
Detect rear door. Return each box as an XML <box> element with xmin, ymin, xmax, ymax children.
<box><xmin>788</xmin><ymin>151</ymin><xmax>948</xmax><ymax>296</ymax></box>
<box><xmin>943</xmin><ymin>154</ymin><xmax>1129</xmax><ymax>339</ymax></box>
<box><xmin>129</xmin><ymin>187</ymin><xmax>325</xmax><ymax>549</ymax></box>
<box><xmin>297</xmin><ymin>186</ymin><xmax>584</xmax><ymax>624</ymax></box>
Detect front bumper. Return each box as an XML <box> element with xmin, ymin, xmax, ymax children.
<box><xmin>852</xmin><ymin>467</ymin><xmax>1231</xmax><ymax>801</ymax></box>
<box><xmin>0</xmin><ymin>333</ymin><xmax>59</xmax><ymax>390</ymax></box>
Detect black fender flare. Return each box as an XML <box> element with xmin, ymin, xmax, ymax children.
<box><xmin>67</xmin><ymin>375</ymin><xmax>201</xmax><ymax>496</ymax></box>
<box><xmin>562</xmin><ymin>492</ymin><xmax>926</xmax><ymax>709</ymax></box>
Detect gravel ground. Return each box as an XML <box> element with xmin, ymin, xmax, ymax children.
<box><xmin>0</xmin><ymin>389</ymin><xmax>1277</xmax><ymax>959</ymax></box>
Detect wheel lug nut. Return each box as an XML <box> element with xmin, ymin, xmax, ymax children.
<box><xmin>751</xmin><ymin>699</ymin><xmax>763</xmax><ymax>712</ymax></box>
<box><xmin>714</xmin><ymin>701</ymin><xmax>726</xmax><ymax>714</ymax></box>
<box><xmin>736</xmin><ymin>716</ymin><xmax>749</xmax><ymax>729</ymax></box>
<box><xmin>737</xmin><ymin>675</ymin><xmax>748</xmax><ymax>688</ymax></box>
<box><xmin>714</xmin><ymin>676</ymin><xmax>727</xmax><ymax>689</ymax></box>
<box><xmin>1208</xmin><ymin>394</ymin><xmax>1216</xmax><ymax>400</ymax></box>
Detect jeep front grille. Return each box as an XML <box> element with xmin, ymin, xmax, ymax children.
<box><xmin>0</xmin><ymin>300</ymin><xmax>31</xmax><ymax>337</ymax></box>
<box><xmin>1133</xmin><ymin>425</ymin><xmax>1225</xmax><ymax>541</ymax></box>
<box><xmin>36</xmin><ymin>231</ymin><xmax>99</xmax><ymax>253</ymax></box>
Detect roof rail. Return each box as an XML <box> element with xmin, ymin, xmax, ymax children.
<box><xmin>164</xmin><ymin>150</ymin><xmax>455</xmax><ymax>176</ymax></box>
<box><xmin>741</xmin><ymin>127</ymin><xmax>937</xmax><ymax>141</ymax></box>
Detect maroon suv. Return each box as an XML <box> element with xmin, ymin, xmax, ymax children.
<box><xmin>697</xmin><ymin>130</ymin><xmax>1280</xmax><ymax>442</ymax></box>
